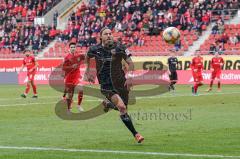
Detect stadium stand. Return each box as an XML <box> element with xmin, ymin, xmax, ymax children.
<box><xmin>0</xmin><ymin>0</ymin><xmax>62</xmax><ymax>57</ymax></box>
<box><xmin>199</xmin><ymin>24</ymin><xmax>240</xmax><ymax>55</ymax></box>
<box><xmin>44</xmin><ymin>0</ymin><xmax>240</xmax><ymax>57</ymax></box>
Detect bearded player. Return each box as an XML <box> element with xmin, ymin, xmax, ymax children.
<box><xmin>62</xmin><ymin>42</ymin><xmax>84</xmax><ymax>113</ymax></box>
<box><xmin>206</xmin><ymin>51</ymin><xmax>224</xmax><ymax>92</ymax></box>
<box><xmin>191</xmin><ymin>50</ymin><xmax>204</xmax><ymax>95</ymax></box>
<box><xmin>84</xmin><ymin>27</ymin><xmax>144</xmax><ymax>143</ymax></box>
<box><xmin>20</xmin><ymin>50</ymin><xmax>39</xmax><ymax>98</ymax></box>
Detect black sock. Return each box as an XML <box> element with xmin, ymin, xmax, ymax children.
<box><xmin>63</xmin><ymin>89</ymin><xmax>67</xmax><ymax>97</ymax></box>
<box><xmin>169</xmin><ymin>83</ymin><xmax>174</xmax><ymax>90</ymax></box>
<box><xmin>120</xmin><ymin>113</ymin><xmax>138</xmax><ymax>136</ymax></box>
<box><xmin>170</xmin><ymin>81</ymin><xmax>176</xmax><ymax>90</ymax></box>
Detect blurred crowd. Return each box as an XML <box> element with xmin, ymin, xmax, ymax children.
<box><xmin>59</xmin><ymin>0</ymin><xmax>239</xmax><ymax>48</ymax></box>
<box><xmin>0</xmin><ymin>0</ymin><xmax>239</xmax><ymax>54</ymax></box>
<box><xmin>0</xmin><ymin>0</ymin><xmax>61</xmax><ymax>54</ymax></box>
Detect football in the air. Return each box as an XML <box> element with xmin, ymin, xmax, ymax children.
<box><xmin>162</xmin><ymin>27</ymin><xmax>181</xmax><ymax>44</ymax></box>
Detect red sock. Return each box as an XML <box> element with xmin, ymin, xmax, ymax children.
<box><xmin>67</xmin><ymin>87</ymin><xmax>74</xmax><ymax>110</ymax></box>
<box><xmin>25</xmin><ymin>83</ymin><xmax>30</xmax><ymax>94</ymax></box>
<box><xmin>210</xmin><ymin>80</ymin><xmax>213</xmax><ymax>88</ymax></box>
<box><xmin>31</xmin><ymin>83</ymin><xmax>37</xmax><ymax>95</ymax></box>
<box><xmin>218</xmin><ymin>81</ymin><xmax>221</xmax><ymax>89</ymax></box>
<box><xmin>194</xmin><ymin>84</ymin><xmax>198</xmax><ymax>93</ymax></box>
<box><xmin>78</xmin><ymin>91</ymin><xmax>83</xmax><ymax>105</ymax></box>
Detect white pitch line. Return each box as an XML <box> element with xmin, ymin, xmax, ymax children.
<box><xmin>0</xmin><ymin>99</ymin><xmax>99</xmax><ymax>107</ymax></box>
<box><xmin>0</xmin><ymin>102</ymin><xmax>57</xmax><ymax>107</ymax></box>
<box><xmin>0</xmin><ymin>146</ymin><xmax>239</xmax><ymax>158</ymax></box>
<box><xmin>0</xmin><ymin>96</ymin><xmax>60</xmax><ymax>101</ymax></box>
<box><xmin>0</xmin><ymin>91</ymin><xmax>239</xmax><ymax>102</ymax></box>
<box><xmin>0</xmin><ymin>92</ymin><xmax>240</xmax><ymax>107</ymax></box>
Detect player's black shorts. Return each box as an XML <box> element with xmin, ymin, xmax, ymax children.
<box><xmin>100</xmin><ymin>82</ymin><xmax>129</xmax><ymax>106</ymax></box>
<box><xmin>169</xmin><ymin>71</ymin><xmax>178</xmax><ymax>81</ymax></box>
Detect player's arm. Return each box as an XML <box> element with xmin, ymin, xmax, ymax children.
<box><xmin>167</xmin><ymin>58</ymin><xmax>171</xmax><ymax>74</ymax></box>
<box><xmin>85</xmin><ymin>55</ymin><xmax>91</xmax><ymax>74</ymax></box>
<box><xmin>210</xmin><ymin>58</ymin><xmax>214</xmax><ymax>71</ymax></box>
<box><xmin>220</xmin><ymin>58</ymin><xmax>224</xmax><ymax>67</ymax></box>
<box><xmin>19</xmin><ymin>64</ymin><xmax>25</xmax><ymax>72</ymax></box>
<box><xmin>201</xmin><ymin>58</ymin><xmax>204</xmax><ymax>71</ymax></box>
<box><xmin>176</xmin><ymin>58</ymin><xmax>180</xmax><ymax>68</ymax></box>
<box><xmin>124</xmin><ymin>56</ymin><xmax>135</xmax><ymax>90</ymax></box>
<box><xmin>190</xmin><ymin>58</ymin><xmax>195</xmax><ymax>71</ymax></box>
<box><xmin>122</xmin><ymin>46</ymin><xmax>134</xmax><ymax>72</ymax></box>
<box><xmin>84</xmin><ymin>47</ymin><xmax>95</xmax><ymax>83</ymax></box>
<box><xmin>123</xmin><ymin>47</ymin><xmax>134</xmax><ymax>90</ymax></box>
<box><xmin>125</xmin><ymin>56</ymin><xmax>134</xmax><ymax>72</ymax></box>
<box><xmin>19</xmin><ymin>59</ymin><xmax>26</xmax><ymax>72</ymax></box>
<box><xmin>33</xmin><ymin>60</ymin><xmax>39</xmax><ymax>70</ymax></box>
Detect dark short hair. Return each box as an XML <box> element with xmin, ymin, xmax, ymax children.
<box><xmin>69</xmin><ymin>42</ymin><xmax>76</xmax><ymax>47</ymax></box>
<box><xmin>23</xmin><ymin>49</ymin><xmax>31</xmax><ymax>54</ymax></box>
<box><xmin>100</xmin><ymin>27</ymin><xmax>110</xmax><ymax>37</ymax></box>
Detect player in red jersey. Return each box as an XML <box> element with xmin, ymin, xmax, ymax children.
<box><xmin>206</xmin><ymin>52</ymin><xmax>224</xmax><ymax>92</ymax></box>
<box><xmin>62</xmin><ymin>42</ymin><xmax>85</xmax><ymax>113</ymax></box>
<box><xmin>191</xmin><ymin>51</ymin><xmax>204</xmax><ymax>95</ymax></box>
<box><xmin>20</xmin><ymin>50</ymin><xmax>39</xmax><ymax>98</ymax></box>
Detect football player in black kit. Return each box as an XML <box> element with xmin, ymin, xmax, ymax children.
<box><xmin>84</xmin><ymin>27</ymin><xmax>144</xmax><ymax>143</ymax></box>
<box><xmin>167</xmin><ymin>49</ymin><xmax>179</xmax><ymax>92</ymax></box>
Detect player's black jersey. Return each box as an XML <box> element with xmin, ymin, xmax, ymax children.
<box><xmin>87</xmin><ymin>42</ymin><xmax>131</xmax><ymax>87</ymax></box>
<box><xmin>168</xmin><ymin>56</ymin><xmax>178</xmax><ymax>72</ymax></box>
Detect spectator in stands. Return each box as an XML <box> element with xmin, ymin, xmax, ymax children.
<box><xmin>17</xmin><ymin>41</ymin><xmax>25</xmax><ymax>52</ymax></box>
<box><xmin>212</xmin><ymin>23</ymin><xmax>219</xmax><ymax>34</ymax></box>
<box><xmin>0</xmin><ymin>0</ymin><xmax>61</xmax><ymax>55</ymax></box>
<box><xmin>236</xmin><ymin>33</ymin><xmax>240</xmax><ymax>42</ymax></box>
<box><xmin>209</xmin><ymin>43</ymin><xmax>217</xmax><ymax>54</ymax></box>
<box><xmin>229</xmin><ymin>33</ymin><xmax>238</xmax><ymax>45</ymax></box>
<box><xmin>42</xmin><ymin>30</ymin><xmax>50</xmax><ymax>47</ymax></box>
<box><xmin>2</xmin><ymin>0</ymin><xmax>240</xmax><ymax>56</ymax></box>
<box><xmin>88</xmin><ymin>35</ymin><xmax>97</xmax><ymax>46</ymax></box>
<box><xmin>32</xmin><ymin>39</ymin><xmax>40</xmax><ymax>53</ymax></box>
<box><xmin>228</xmin><ymin>2</ymin><xmax>238</xmax><ymax>15</ymax></box>
<box><xmin>218</xmin><ymin>33</ymin><xmax>229</xmax><ymax>44</ymax></box>
<box><xmin>136</xmin><ymin>32</ymin><xmax>144</xmax><ymax>46</ymax></box>
<box><xmin>217</xmin><ymin>20</ymin><xmax>225</xmax><ymax>34</ymax></box>
<box><xmin>174</xmin><ymin>40</ymin><xmax>181</xmax><ymax>51</ymax></box>
<box><xmin>215</xmin><ymin>41</ymin><xmax>224</xmax><ymax>55</ymax></box>
<box><xmin>0</xmin><ymin>27</ymin><xmax>3</xmax><ymax>42</ymax></box>
<box><xmin>114</xmin><ymin>21</ymin><xmax>122</xmax><ymax>32</ymax></box>
<box><xmin>53</xmin><ymin>11</ymin><xmax>59</xmax><ymax>28</ymax></box>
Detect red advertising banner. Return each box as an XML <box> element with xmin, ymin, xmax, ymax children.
<box><xmin>177</xmin><ymin>70</ymin><xmax>240</xmax><ymax>84</ymax></box>
<box><xmin>1</xmin><ymin>59</ymin><xmax>240</xmax><ymax>85</ymax></box>
<box><xmin>0</xmin><ymin>59</ymin><xmax>62</xmax><ymax>72</ymax></box>
<box><xmin>17</xmin><ymin>70</ymin><xmax>240</xmax><ymax>85</ymax></box>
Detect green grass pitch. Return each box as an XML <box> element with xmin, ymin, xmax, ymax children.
<box><xmin>0</xmin><ymin>84</ymin><xmax>239</xmax><ymax>159</ymax></box>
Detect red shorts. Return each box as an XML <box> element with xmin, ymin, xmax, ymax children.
<box><xmin>211</xmin><ymin>71</ymin><xmax>221</xmax><ymax>79</ymax></box>
<box><xmin>64</xmin><ymin>77</ymin><xmax>82</xmax><ymax>89</ymax></box>
<box><xmin>65</xmin><ymin>79</ymin><xmax>79</xmax><ymax>87</ymax></box>
<box><xmin>193</xmin><ymin>72</ymin><xmax>203</xmax><ymax>82</ymax></box>
<box><xmin>27</xmin><ymin>72</ymin><xmax>36</xmax><ymax>81</ymax></box>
